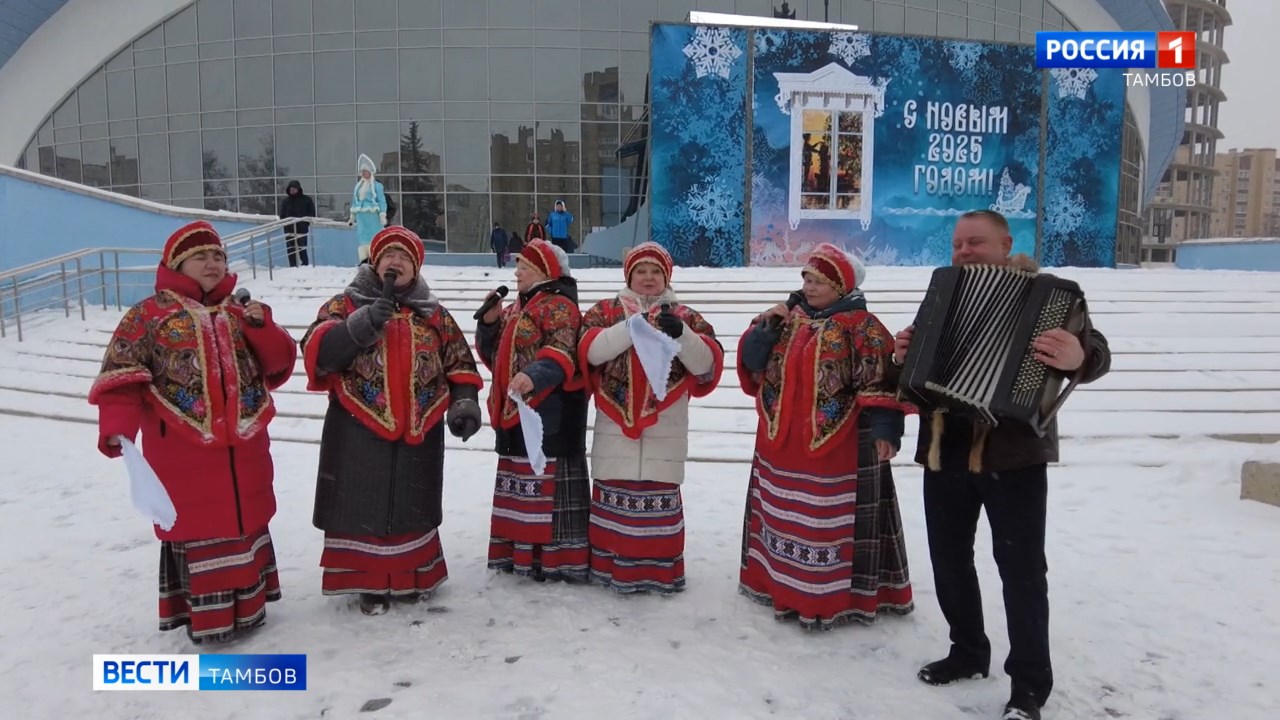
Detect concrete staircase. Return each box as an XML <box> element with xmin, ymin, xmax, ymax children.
<box><xmin>2</xmin><ymin>264</ymin><xmax>1278</xmax><ymax>471</ymax></box>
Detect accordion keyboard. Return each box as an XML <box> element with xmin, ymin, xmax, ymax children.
<box><xmin>1009</xmin><ymin>286</ymin><xmax>1077</xmax><ymax>408</ymax></box>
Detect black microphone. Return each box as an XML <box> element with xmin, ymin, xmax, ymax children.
<box><xmin>381</xmin><ymin>270</ymin><xmax>398</xmax><ymax>300</ymax></box>
<box><xmin>768</xmin><ymin>291</ymin><xmax>804</xmax><ymax>328</ymax></box>
<box><xmin>473</xmin><ymin>285</ymin><xmax>510</xmax><ymax>320</ymax></box>
<box><xmin>233</xmin><ymin>288</ymin><xmax>251</xmax><ymax>306</ymax></box>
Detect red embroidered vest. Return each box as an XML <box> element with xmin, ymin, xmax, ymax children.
<box><xmin>484</xmin><ymin>291</ymin><xmax>582</xmax><ymax>430</ymax></box>
<box><xmin>579</xmin><ymin>299</ymin><xmax>723</xmax><ymax>439</ymax></box>
<box><xmin>89</xmin><ymin>290</ymin><xmax>275</xmax><ymax>446</ymax></box>
<box><xmin>740</xmin><ymin>309</ymin><xmax>904</xmax><ymax>456</ymax></box>
<box><xmin>302</xmin><ymin>295</ymin><xmax>483</xmax><ymax>444</ymax></box>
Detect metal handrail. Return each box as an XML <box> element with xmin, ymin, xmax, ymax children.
<box><xmin>0</xmin><ymin>216</ymin><xmax>325</xmax><ymax>342</ymax></box>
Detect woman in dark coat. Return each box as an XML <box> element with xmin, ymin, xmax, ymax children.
<box><xmin>301</xmin><ymin>227</ymin><xmax>484</xmax><ymax>615</ymax></box>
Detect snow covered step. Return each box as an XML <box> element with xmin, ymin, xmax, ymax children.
<box><xmin>23</xmin><ymin>332</ymin><xmax>1280</xmax><ymax>375</ymax></box>
<box><xmin>3</xmin><ymin>381</ymin><xmax>1276</xmax><ymax>451</ymax></box>
<box><xmin>244</xmin><ymin>286</ymin><xmax>1280</xmax><ymax>314</ymax></box>
<box><xmin>8</xmin><ymin>365</ymin><xmax>1280</xmax><ymax>419</ymax></box>
<box><xmin>8</xmin><ymin>346</ymin><xmax>1280</xmax><ymax>402</ymax></box>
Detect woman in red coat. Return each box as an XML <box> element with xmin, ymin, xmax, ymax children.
<box><xmin>737</xmin><ymin>242</ymin><xmax>915</xmax><ymax>628</ymax></box>
<box><xmin>89</xmin><ymin>220</ymin><xmax>297</xmax><ymax>645</ymax></box>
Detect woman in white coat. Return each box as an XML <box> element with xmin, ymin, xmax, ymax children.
<box><xmin>577</xmin><ymin>242</ymin><xmax>724</xmax><ymax>594</ymax></box>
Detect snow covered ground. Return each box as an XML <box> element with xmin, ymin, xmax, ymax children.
<box><xmin>1</xmin><ymin>264</ymin><xmax>1278</xmax><ymax>720</ymax></box>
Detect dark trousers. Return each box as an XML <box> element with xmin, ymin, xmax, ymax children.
<box><xmin>495</xmin><ymin>251</ymin><xmax>507</xmax><ymax>268</ymax></box>
<box><xmin>923</xmin><ymin>463</ymin><xmax>1052</xmax><ymax>705</ymax></box>
<box><xmin>286</xmin><ymin>232</ymin><xmax>309</xmax><ymax>267</ymax></box>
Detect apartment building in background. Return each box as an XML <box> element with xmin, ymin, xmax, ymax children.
<box><xmin>1211</xmin><ymin>148</ymin><xmax>1280</xmax><ymax>238</ymax></box>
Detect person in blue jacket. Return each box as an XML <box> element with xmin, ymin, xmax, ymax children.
<box><xmin>547</xmin><ymin>200</ymin><xmax>575</xmax><ymax>253</ymax></box>
<box><xmin>349</xmin><ymin>153</ymin><xmax>388</xmax><ymax>251</ymax></box>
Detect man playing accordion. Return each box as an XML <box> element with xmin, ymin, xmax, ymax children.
<box><xmin>891</xmin><ymin>210</ymin><xmax>1112</xmax><ymax>720</ymax></box>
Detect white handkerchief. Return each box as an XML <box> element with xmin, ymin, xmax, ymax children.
<box><xmin>627</xmin><ymin>313</ymin><xmax>682</xmax><ymax>402</ymax></box>
<box><xmin>508</xmin><ymin>389</ymin><xmax>548</xmax><ymax>476</ymax></box>
<box><xmin>119</xmin><ymin>437</ymin><xmax>178</xmax><ymax>532</ymax></box>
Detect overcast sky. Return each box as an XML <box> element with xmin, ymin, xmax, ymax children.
<box><xmin>1215</xmin><ymin>0</ymin><xmax>1276</xmax><ymax>152</ymax></box>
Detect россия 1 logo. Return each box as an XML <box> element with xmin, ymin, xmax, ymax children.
<box><xmin>1035</xmin><ymin>31</ymin><xmax>1197</xmax><ymax>87</ymax></box>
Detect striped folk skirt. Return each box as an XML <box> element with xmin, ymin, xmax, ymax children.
<box><xmin>488</xmin><ymin>454</ymin><xmax>590</xmax><ymax>582</ymax></box>
<box><xmin>589</xmin><ymin>479</ymin><xmax>686</xmax><ymax>595</ymax></box>
<box><xmin>739</xmin><ymin>429</ymin><xmax>914</xmax><ymax>629</ymax></box>
<box><xmin>319</xmin><ymin>528</ymin><xmax>448</xmax><ymax>598</ymax></box>
<box><xmin>158</xmin><ymin>525</ymin><xmax>282</xmax><ymax>644</ymax></box>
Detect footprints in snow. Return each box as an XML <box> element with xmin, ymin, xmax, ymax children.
<box><xmin>359</xmin><ymin>698</ymin><xmax>393</xmax><ymax>713</ymax></box>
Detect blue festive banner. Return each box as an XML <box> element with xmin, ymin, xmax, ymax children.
<box><xmin>649</xmin><ymin>24</ymin><xmax>1126</xmax><ymax>268</ymax></box>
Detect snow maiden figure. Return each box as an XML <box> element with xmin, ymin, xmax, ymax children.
<box><xmin>577</xmin><ymin>242</ymin><xmax>723</xmax><ymax>594</ymax></box>
<box><xmin>350</xmin><ymin>153</ymin><xmax>388</xmax><ymax>251</ymax></box>
<box><xmin>89</xmin><ymin>220</ymin><xmax>298</xmax><ymax>644</ymax></box>
<box><xmin>300</xmin><ymin>227</ymin><xmax>483</xmax><ymax>616</ymax></box>
<box><xmin>737</xmin><ymin>242</ymin><xmax>915</xmax><ymax>627</ymax></box>
<box><xmin>476</xmin><ymin>239</ymin><xmax>591</xmax><ymax>583</ymax></box>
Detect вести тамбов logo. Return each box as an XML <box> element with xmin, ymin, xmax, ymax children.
<box><xmin>92</xmin><ymin>654</ymin><xmax>307</xmax><ymax>691</ymax></box>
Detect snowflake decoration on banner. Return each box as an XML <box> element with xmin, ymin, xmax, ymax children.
<box><xmin>683</xmin><ymin>27</ymin><xmax>742</xmax><ymax>80</ymax></box>
<box><xmin>1046</xmin><ymin>191</ymin><xmax>1087</xmax><ymax>234</ymax></box>
<box><xmin>944</xmin><ymin>41</ymin><xmax>985</xmax><ymax>72</ymax></box>
<box><xmin>751</xmin><ymin>239</ymin><xmax>787</xmax><ymax>267</ymax></box>
<box><xmin>829</xmin><ymin>33</ymin><xmax>870</xmax><ymax>66</ymax></box>
<box><xmin>1050</xmin><ymin>67</ymin><xmax>1097</xmax><ymax>100</ymax></box>
<box><xmin>685</xmin><ymin>179</ymin><xmax>738</xmax><ymax>231</ymax></box>
<box><xmin>969</xmin><ymin>62</ymin><xmax>1003</xmax><ymax>107</ymax></box>
<box><xmin>751</xmin><ymin>173</ymin><xmax>786</xmax><ymax>213</ymax></box>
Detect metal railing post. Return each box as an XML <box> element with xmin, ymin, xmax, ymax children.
<box><xmin>98</xmin><ymin>252</ymin><xmax>108</xmax><ymax>309</ymax></box>
<box><xmin>60</xmin><ymin>262</ymin><xmax>71</xmax><ymax>318</ymax></box>
<box><xmin>267</xmin><ymin>230</ymin><xmax>276</xmax><ymax>281</ymax></box>
<box><xmin>0</xmin><ymin>284</ymin><xmax>7</xmax><ymax>339</ymax></box>
<box><xmin>113</xmin><ymin>252</ymin><xmax>122</xmax><ymax>310</ymax></box>
<box><xmin>12</xmin><ymin>277</ymin><xmax>23</xmax><ymax>342</ymax></box>
<box><xmin>76</xmin><ymin>257</ymin><xmax>86</xmax><ymax>321</ymax></box>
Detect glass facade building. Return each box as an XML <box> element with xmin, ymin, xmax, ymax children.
<box><xmin>13</xmin><ymin>0</ymin><xmax>1144</xmax><ymax>257</ymax></box>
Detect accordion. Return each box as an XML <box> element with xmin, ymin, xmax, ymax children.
<box><xmin>899</xmin><ymin>264</ymin><xmax>1088</xmax><ymax>435</ymax></box>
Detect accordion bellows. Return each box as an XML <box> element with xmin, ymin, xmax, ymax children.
<box><xmin>899</xmin><ymin>263</ymin><xmax>1087</xmax><ymax>436</ymax></box>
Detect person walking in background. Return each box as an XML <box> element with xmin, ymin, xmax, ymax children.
<box><xmin>279</xmin><ymin>179</ymin><xmax>316</xmax><ymax>267</ymax></box>
<box><xmin>300</xmin><ymin>227</ymin><xmax>483</xmax><ymax>616</ymax></box>
<box><xmin>737</xmin><ymin>242</ymin><xmax>915</xmax><ymax>629</ymax></box>
<box><xmin>350</xmin><ymin>153</ymin><xmax>388</xmax><ymax>253</ymax></box>
<box><xmin>490</xmin><ymin>223</ymin><xmax>510</xmax><ymax>268</ymax></box>
<box><xmin>475</xmin><ymin>239</ymin><xmax>590</xmax><ymax>583</ymax></box>
<box><xmin>89</xmin><ymin>220</ymin><xmax>297</xmax><ymax>644</ymax></box>
<box><xmin>578</xmin><ymin>242</ymin><xmax>724</xmax><ymax>594</ymax></box>
<box><xmin>547</xmin><ymin>200</ymin><xmax>575</xmax><ymax>253</ymax></box>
